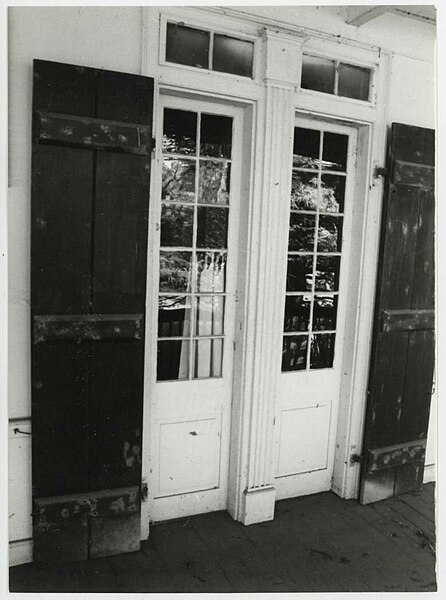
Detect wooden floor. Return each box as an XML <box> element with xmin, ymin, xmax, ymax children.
<box><xmin>10</xmin><ymin>482</ymin><xmax>436</xmax><ymax>593</ymax></box>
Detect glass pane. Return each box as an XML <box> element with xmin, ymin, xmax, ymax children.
<box><xmin>315</xmin><ymin>255</ymin><xmax>341</xmax><ymax>291</ymax></box>
<box><xmin>320</xmin><ymin>174</ymin><xmax>345</xmax><ymax>213</ymax></box>
<box><xmin>289</xmin><ymin>213</ymin><xmax>316</xmax><ymax>252</ymax></box>
<box><xmin>284</xmin><ymin>295</ymin><xmax>311</xmax><ymax>332</ymax></box>
<box><xmin>195</xmin><ymin>296</ymin><xmax>225</xmax><ymax>336</ymax></box>
<box><xmin>310</xmin><ymin>333</ymin><xmax>335</xmax><ymax>369</ymax></box>
<box><xmin>286</xmin><ymin>256</ymin><xmax>313</xmax><ymax>292</ymax></box>
<box><xmin>293</xmin><ymin>127</ymin><xmax>320</xmax><ymax>168</ymax></box>
<box><xmin>213</xmin><ymin>34</ymin><xmax>254</xmax><ymax>77</ymax></box>
<box><xmin>197</xmin><ymin>206</ymin><xmax>229</xmax><ymax>248</ymax></box>
<box><xmin>166</xmin><ymin>23</ymin><xmax>209</xmax><ymax>69</ymax></box>
<box><xmin>161</xmin><ymin>204</ymin><xmax>194</xmax><ymax>247</ymax></box>
<box><xmin>162</xmin><ymin>159</ymin><xmax>195</xmax><ymax>203</ymax></box>
<box><xmin>198</xmin><ymin>161</ymin><xmax>230</xmax><ymax>205</ymax></box>
<box><xmin>194</xmin><ymin>338</ymin><xmax>223</xmax><ymax>378</ymax></box>
<box><xmin>158</xmin><ymin>295</ymin><xmax>191</xmax><ymax>337</ymax></box>
<box><xmin>200</xmin><ymin>114</ymin><xmax>232</xmax><ymax>158</ymax></box>
<box><xmin>301</xmin><ymin>55</ymin><xmax>335</xmax><ymax>94</ymax></box>
<box><xmin>282</xmin><ymin>335</ymin><xmax>308</xmax><ymax>371</ymax></box>
<box><xmin>317</xmin><ymin>216</ymin><xmax>343</xmax><ymax>252</ymax></box>
<box><xmin>312</xmin><ymin>295</ymin><xmax>338</xmax><ymax>331</ymax></box>
<box><xmin>338</xmin><ymin>63</ymin><xmax>371</xmax><ymax>101</ymax></box>
<box><xmin>157</xmin><ymin>339</ymin><xmax>190</xmax><ymax>380</ymax></box>
<box><xmin>322</xmin><ymin>132</ymin><xmax>348</xmax><ymax>172</ymax></box>
<box><xmin>163</xmin><ymin>109</ymin><xmax>197</xmax><ymax>155</ymax></box>
<box><xmin>291</xmin><ymin>171</ymin><xmax>319</xmax><ymax>211</ymax></box>
<box><xmin>196</xmin><ymin>252</ymin><xmax>227</xmax><ymax>292</ymax></box>
<box><xmin>159</xmin><ymin>251</ymin><xmax>192</xmax><ymax>292</ymax></box>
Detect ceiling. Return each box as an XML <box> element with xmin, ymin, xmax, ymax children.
<box><xmin>346</xmin><ymin>5</ymin><xmax>436</xmax><ymax>26</ymax></box>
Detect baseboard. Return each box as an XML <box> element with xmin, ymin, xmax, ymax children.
<box><xmin>9</xmin><ymin>538</ymin><xmax>33</xmax><ymax>567</ymax></box>
<box><xmin>423</xmin><ymin>463</ymin><xmax>436</xmax><ymax>484</ymax></box>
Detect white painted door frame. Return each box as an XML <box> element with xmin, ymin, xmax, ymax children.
<box><xmin>140</xmin><ymin>9</ymin><xmax>393</xmax><ymax>534</ymax></box>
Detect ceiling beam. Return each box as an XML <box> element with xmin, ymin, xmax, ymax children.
<box><xmin>346</xmin><ymin>6</ymin><xmax>389</xmax><ymax>26</ymax></box>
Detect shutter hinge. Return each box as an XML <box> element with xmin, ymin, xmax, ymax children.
<box><xmin>350</xmin><ymin>453</ymin><xmax>364</xmax><ymax>465</ymax></box>
<box><xmin>151</xmin><ymin>137</ymin><xmax>156</xmax><ymax>158</ymax></box>
<box><xmin>374</xmin><ymin>166</ymin><xmax>387</xmax><ymax>179</ymax></box>
<box><xmin>141</xmin><ymin>480</ymin><xmax>148</xmax><ymax>502</ymax></box>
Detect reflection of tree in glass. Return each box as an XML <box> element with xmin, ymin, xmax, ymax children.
<box><xmin>317</xmin><ymin>218</ymin><xmax>341</xmax><ymax>252</ymax></box>
<box><xmin>199</xmin><ymin>161</ymin><xmax>230</xmax><ymax>204</ymax></box>
<box><xmin>163</xmin><ymin>133</ymin><xmax>195</xmax><ymax>155</ymax></box>
<box><xmin>315</xmin><ymin>269</ymin><xmax>336</xmax><ymax>291</ymax></box>
<box><xmin>311</xmin><ymin>334</ymin><xmax>334</xmax><ymax>368</ymax></box>
<box><xmin>320</xmin><ymin>181</ymin><xmax>339</xmax><ymax>212</ymax></box>
<box><xmin>162</xmin><ymin>160</ymin><xmax>195</xmax><ymax>202</ymax></box>
<box><xmin>293</xmin><ymin>155</ymin><xmax>319</xmax><ymax>169</ymax></box>
<box><xmin>290</xmin><ymin>172</ymin><xmax>318</xmax><ymax>210</ymax></box>
<box><xmin>159</xmin><ymin>252</ymin><xmax>191</xmax><ymax>292</ymax></box>
<box><xmin>289</xmin><ymin>214</ymin><xmax>315</xmax><ymax>251</ymax></box>
<box><xmin>161</xmin><ymin>204</ymin><xmax>193</xmax><ymax>247</ymax></box>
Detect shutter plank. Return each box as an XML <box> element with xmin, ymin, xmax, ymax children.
<box><xmin>32</xmin><ymin>145</ymin><xmax>93</xmax><ymax>314</ymax></box>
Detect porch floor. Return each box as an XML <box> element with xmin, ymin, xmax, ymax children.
<box><xmin>10</xmin><ymin>482</ymin><xmax>436</xmax><ymax>593</ymax></box>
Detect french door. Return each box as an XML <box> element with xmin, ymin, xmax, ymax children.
<box><xmin>275</xmin><ymin>117</ymin><xmax>358</xmax><ymax>500</ymax></box>
<box><xmin>149</xmin><ymin>96</ymin><xmax>243</xmax><ymax>521</ymax></box>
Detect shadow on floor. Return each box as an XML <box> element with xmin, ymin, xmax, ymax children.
<box><xmin>10</xmin><ymin>482</ymin><xmax>436</xmax><ymax>593</ymax></box>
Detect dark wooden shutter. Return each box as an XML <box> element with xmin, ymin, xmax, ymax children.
<box><xmin>360</xmin><ymin>123</ymin><xmax>435</xmax><ymax>504</ymax></box>
<box><xmin>31</xmin><ymin>60</ymin><xmax>153</xmax><ymax>562</ymax></box>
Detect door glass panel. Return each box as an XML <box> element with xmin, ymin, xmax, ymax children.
<box><xmin>317</xmin><ymin>216</ymin><xmax>343</xmax><ymax>252</ymax></box>
<box><xmin>197</xmin><ymin>206</ymin><xmax>229</xmax><ymax>249</ymax></box>
<box><xmin>288</xmin><ymin>214</ymin><xmax>316</xmax><ymax>252</ymax></box>
<box><xmin>282</xmin><ymin>335</ymin><xmax>308</xmax><ymax>371</ymax></box>
<box><xmin>291</xmin><ymin>171</ymin><xmax>319</xmax><ymax>211</ymax></box>
<box><xmin>310</xmin><ymin>333</ymin><xmax>335</xmax><ymax>369</ymax></box>
<box><xmin>284</xmin><ymin>295</ymin><xmax>311</xmax><ymax>332</ymax></box>
<box><xmin>157</xmin><ymin>340</ymin><xmax>190</xmax><ymax>381</ymax></box>
<box><xmin>286</xmin><ymin>256</ymin><xmax>313</xmax><ymax>292</ymax></box>
<box><xmin>158</xmin><ymin>108</ymin><xmax>233</xmax><ymax>380</ymax></box>
<box><xmin>163</xmin><ymin>109</ymin><xmax>197</xmax><ymax>155</ymax></box>
<box><xmin>195</xmin><ymin>296</ymin><xmax>225</xmax><ymax>336</ymax></box>
<box><xmin>162</xmin><ymin>159</ymin><xmax>196</xmax><ymax>203</ymax></box>
<box><xmin>160</xmin><ymin>204</ymin><xmax>194</xmax><ymax>247</ymax></box>
<box><xmin>320</xmin><ymin>174</ymin><xmax>345</xmax><ymax>213</ymax></box>
<box><xmin>159</xmin><ymin>251</ymin><xmax>192</xmax><ymax>293</ymax></box>
<box><xmin>198</xmin><ymin>161</ymin><xmax>230</xmax><ymax>204</ymax></box>
<box><xmin>196</xmin><ymin>251</ymin><xmax>227</xmax><ymax>293</ymax></box>
<box><xmin>200</xmin><ymin>114</ymin><xmax>232</xmax><ymax>158</ymax></box>
<box><xmin>283</xmin><ymin>125</ymin><xmax>349</xmax><ymax>371</ymax></box>
<box><xmin>158</xmin><ymin>295</ymin><xmax>192</xmax><ymax>337</ymax></box>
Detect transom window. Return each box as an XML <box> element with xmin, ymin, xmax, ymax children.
<box><xmin>157</xmin><ymin>108</ymin><xmax>233</xmax><ymax>381</ymax></box>
<box><xmin>165</xmin><ymin>22</ymin><xmax>254</xmax><ymax>78</ymax></box>
<box><xmin>282</xmin><ymin>126</ymin><xmax>349</xmax><ymax>372</ymax></box>
<box><xmin>301</xmin><ymin>54</ymin><xmax>372</xmax><ymax>101</ymax></box>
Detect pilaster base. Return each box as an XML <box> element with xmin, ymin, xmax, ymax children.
<box><xmin>239</xmin><ymin>485</ymin><xmax>276</xmax><ymax>526</ymax></box>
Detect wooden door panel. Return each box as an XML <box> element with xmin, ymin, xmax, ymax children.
<box><xmin>360</xmin><ymin>123</ymin><xmax>435</xmax><ymax>504</ymax></box>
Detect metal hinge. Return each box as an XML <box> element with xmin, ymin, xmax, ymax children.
<box><xmin>141</xmin><ymin>480</ymin><xmax>148</xmax><ymax>502</ymax></box>
<box><xmin>151</xmin><ymin>137</ymin><xmax>156</xmax><ymax>158</ymax></box>
<box><xmin>374</xmin><ymin>166</ymin><xmax>387</xmax><ymax>179</ymax></box>
<box><xmin>350</xmin><ymin>453</ymin><xmax>364</xmax><ymax>465</ymax></box>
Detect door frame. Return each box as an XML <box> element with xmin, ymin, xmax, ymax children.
<box><xmin>140</xmin><ymin>22</ymin><xmax>393</xmax><ymax>534</ymax></box>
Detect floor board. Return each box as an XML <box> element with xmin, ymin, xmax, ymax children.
<box><xmin>9</xmin><ymin>482</ymin><xmax>436</xmax><ymax>593</ymax></box>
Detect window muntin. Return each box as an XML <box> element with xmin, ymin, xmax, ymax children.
<box><xmin>158</xmin><ymin>108</ymin><xmax>233</xmax><ymax>381</ymax></box>
<box><xmin>282</xmin><ymin>126</ymin><xmax>349</xmax><ymax>372</ymax></box>
<box><xmin>301</xmin><ymin>54</ymin><xmax>372</xmax><ymax>101</ymax></box>
<box><xmin>165</xmin><ymin>22</ymin><xmax>254</xmax><ymax>78</ymax></box>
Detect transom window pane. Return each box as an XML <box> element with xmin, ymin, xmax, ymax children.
<box><xmin>158</xmin><ymin>107</ymin><xmax>233</xmax><ymax>381</ymax></box>
<box><xmin>301</xmin><ymin>54</ymin><xmax>372</xmax><ymax>102</ymax></box>
<box><xmin>165</xmin><ymin>22</ymin><xmax>254</xmax><ymax>79</ymax></box>
<box><xmin>282</xmin><ymin>125</ymin><xmax>349</xmax><ymax>372</ymax></box>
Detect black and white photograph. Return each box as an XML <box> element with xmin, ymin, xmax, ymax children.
<box><xmin>2</xmin><ymin>1</ymin><xmax>440</xmax><ymax>594</ymax></box>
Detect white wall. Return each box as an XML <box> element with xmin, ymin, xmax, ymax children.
<box><xmin>7</xmin><ymin>5</ymin><xmax>436</xmax><ymax>564</ymax></box>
